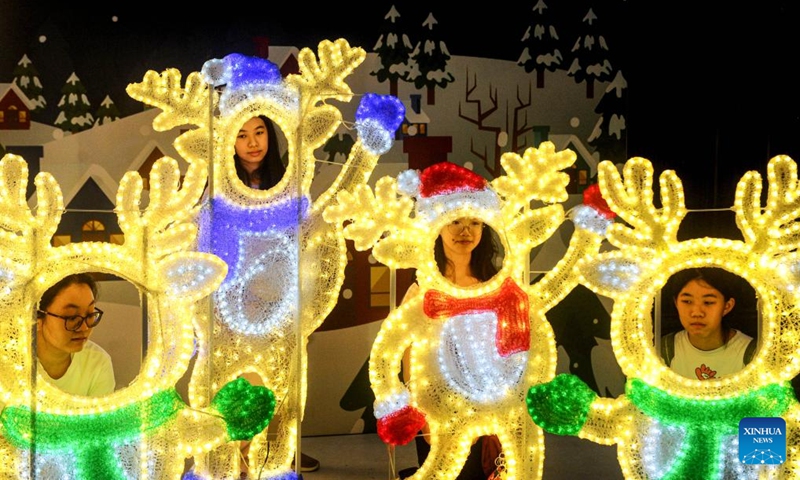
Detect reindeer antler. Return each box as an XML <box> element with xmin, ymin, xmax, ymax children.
<box><xmin>598</xmin><ymin>158</ymin><xmax>686</xmax><ymax>250</ymax></box>
<box><xmin>491</xmin><ymin>142</ymin><xmax>575</xmax><ymax>217</ymax></box>
<box><xmin>323</xmin><ymin>176</ymin><xmax>415</xmax><ymax>251</ymax></box>
<box><xmin>288</xmin><ymin>38</ymin><xmax>366</xmax><ymax>104</ymax></box>
<box><xmin>735</xmin><ymin>155</ymin><xmax>800</xmax><ymax>253</ymax></box>
<box><xmin>126</xmin><ymin>69</ymin><xmax>212</xmax><ymax>132</ymax></box>
<box><xmin>126</xmin><ymin>69</ymin><xmax>213</xmax><ymax>166</ymax></box>
<box><xmin>0</xmin><ymin>155</ymin><xmax>62</xmax><ymax>283</ymax></box>
<box><xmin>115</xmin><ymin>157</ymin><xmax>207</xmax><ymax>266</ymax></box>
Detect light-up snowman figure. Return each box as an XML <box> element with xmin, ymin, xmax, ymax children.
<box><xmin>0</xmin><ymin>152</ymin><xmax>277</xmax><ymax>479</ymax></box>
<box><xmin>323</xmin><ymin>145</ymin><xmax>612</xmax><ymax>480</ymax></box>
<box><xmin>527</xmin><ymin>156</ymin><xmax>800</xmax><ymax>479</ymax></box>
<box><xmin>128</xmin><ymin>39</ymin><xmax>404</xmax><ymax>479</ymax></box>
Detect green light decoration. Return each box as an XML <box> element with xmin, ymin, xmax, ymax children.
<box><xmin>526</xmin><ymin>373</ymin><xmax>597</xmax><ymax>436</ymax></box>
<box><xmin>211</xmin><ymin>377</ymin><xmax>276</xmax><ymax>441</ymax></box>
<box><xmin>626</xmin><ymin>378</ymin><xmax>794</xmax><ymax>480</ymax></box>
<box><xmin>528</xmin><ymin>374</ymin><xmax>796</xmax><ymax>480</ymax></box>
<box><xmin>1</xmin><ymin>389</ymin><xmax>185</xmax><ymax>480</ymax></box>
<box><xmin>0</xmin><ymin>379</ymin><xmax>274</xmax><ymax>479</ymax></box>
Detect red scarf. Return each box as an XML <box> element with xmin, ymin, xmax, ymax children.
<box><xmin>423</xmin><ymin>277</ymin><xmax>530</xmax><ymax>357</ymax></box>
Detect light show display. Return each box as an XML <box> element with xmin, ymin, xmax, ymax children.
<box><xmin>128</xmin><ymin>39</ymin><xmax>403</xmax><ymax>478</ymax></box>
<box><xmin>0</xmin><ymin>151</ymin><xmax>279</xmax><ymax>479</ymax></box>
<box><xmin>323</xmin><ymin>145</ymin><xmax>613</xmax><ymax>479</ymax></box>
<box><xmin>527</xmin><ymin>156</ymin><xmax>800</xmax><ymax>479</ymax></box>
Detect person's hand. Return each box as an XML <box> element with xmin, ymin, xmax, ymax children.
<box><xmin>377</xmin><ymin>405</ymin><xmax>426</xmax><ymax>446</ymax></box>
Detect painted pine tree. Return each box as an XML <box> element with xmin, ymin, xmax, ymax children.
<box><xmin>407</xmin><ymin>12</ymin><xmax>454</xmax><ymax>105</ymax></box>
<box><xmin>12</xmin><ymin>54</ymin><xmax>46</xmax><ymax>114</ymax></box>
<box><xmin>588</xmin><ymin>70</ymin><xmax>628</xmax><ymax>164</ymax></box>
<box><xmin>94</xmin><ymin>95</ymin><xmax>121</xmax><ymax>126</ymax></box>
<box><xmin>517</xmin><ymin>0</ymin><xmax>566</xmax><ymax>89</ymax></box>
<box><xmin>55</xmin><ymin>72</ymin><xmax>94</xmax><ymax>133</ymax></box>
<box><xmin>370</xmin><ymin>4</ymin><xmax>414</xmax><ymax>98</ymax></box>
<box><xmin>565</xmin><ymin>8</ymin><xmax>614</xmax><ymax>99</ymax></box>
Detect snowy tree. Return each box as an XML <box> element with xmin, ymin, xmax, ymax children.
<box><xmin>94</xmin><ymin>95</ymin><xmax>121</xmax><ymax>126</ymax></box>
<box><xmin>12</xmin><ymin>54</ymin><xmax>46</xmax><ymax>114</ymax></box>
<box><xmin>517</xmin><ymin>0</ymin><xmax>565</xmax><ymax>88</ymax></box>
<box><xmin>55</xmin><ymin>72</ymin><xmax>94</xmax><ymax>133</ymax></box>
<box><xmin>407</xmin><ymin>12</ymin><xmax>454</xmax><ymax>105</ymax></box>
<box><xmin>565</xmin><ymin>8</ymin><xmax>613</xmax><ymax>99</ymax></box>
<box><xmin>371</xmin><ymin>5</ymin><xmax>415</xmax><ymax>98</ymax></box>
<box><xmin>588</xmin><ymin>70</ymin><xmax>627</xmax><ymax>164</ymax></box>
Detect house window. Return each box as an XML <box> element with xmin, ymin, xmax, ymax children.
<box><xmin>52</xmin><ymin>235</ymin><xmax>71</xmax><ymax>246</ymax></box>
<box><xmin>109</xmin><ymin>234</ymin><xmax>125</xmax><ymax>245</ymax></box>
<box><xmin>0</xmin><ymin>111</ymin><xmax>4</xmax><ymax>123</ymax></box>
<box><xmin>18</xmin><ymin>110</ymin><xmax>27</xmax><ymax>123</ymax></box>
<box><xmin>82</xmin><ymin>220</ymin><xmax>107</xmax><ymax>242</ymax></box>
<box><xmin>370</xmin><ymin>265</ymin><xmax>391</xmax><ymax>307</ymax></box>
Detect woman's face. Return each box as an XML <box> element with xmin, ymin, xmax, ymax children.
<box><xmin>37</xmin><ymin>282</ymin><xmax>98</xmax><ymax>356</ymax></box>
<box><xmin>440</xmin><ymin>217</ymin><xmax>483</xmax><ymax>257</ymax></box>
<box><xmin>234</xmin><ymin>116</ymin><xmax>269</xmax><ymax>172</ymax></box>
<box><xmin>674</xmin><ymin>278</ymin><xmax>735</xmax><ymax>341</ymax></box>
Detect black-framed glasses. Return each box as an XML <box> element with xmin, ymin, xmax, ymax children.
<box><xmin>37</xmin><ymin>308</ymin><xmax>104</xmax><ymax>331</ymax></box>
<box><xmin>446</xmin><ymin>219</ymin><xmax>484</xmax><ymax>235</ymax></box>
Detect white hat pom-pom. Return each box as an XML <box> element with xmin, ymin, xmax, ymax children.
<box><xmin>201</xmin><ymin>58</ymin><xmax>227</xmax><ymax>86</ymax></box>
<box><xmin>396</xmin><ymin>170</ymin><xmax>421</xmax><ymax>198</ymax></box>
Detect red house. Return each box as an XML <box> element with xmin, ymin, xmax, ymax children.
<box><xmin>0</xmin><ymin>83</ymin><xmax>34</xmax><ymax>131</ymax></box>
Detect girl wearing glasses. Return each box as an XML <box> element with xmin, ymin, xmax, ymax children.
<box><xmin>35</xmin><ymin>273</ymin><xmax>115</xmax><ymax>397</ymax></box>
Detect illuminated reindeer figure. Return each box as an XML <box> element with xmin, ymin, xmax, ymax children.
<box><xmin>0</xmin><ymin>153</ymin><xmax>275</xmax><ymax>479</ymax></box>
<box><xmin>127</xmin><ymin>39</ymin><xmax>403</xmax><ymax>478</ymax></box>
<box><xmin>323</xmin><ymin>144</ymin><xmax>612</xmax><ymax>479</ymax></box>
<box><xmin>527</xmin><ymin>156</ymin><xmax>800</xmax><ymax>479</ymax></box>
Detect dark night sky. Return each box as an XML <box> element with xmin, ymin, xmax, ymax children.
<box><xmin>2</xmin><ymin>1</ymin><xmax>800</xmax><ymax>215</ymax></box>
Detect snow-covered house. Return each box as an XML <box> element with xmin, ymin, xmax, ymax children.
<box><xmin>38</xmin><ymin>108</ymin><xmax>182</xmax><ymax>245</ymax></box>
<box><xmin>0</xmin><ymin>83</ymin><xmax>34</xmax><ymax>131</ymax></box>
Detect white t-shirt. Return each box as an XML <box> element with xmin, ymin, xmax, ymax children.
<box><xmin>670</xmin><ymin>330</ymin><xmax>754</xmax><ymax>380</ymax></box>
<box><xmin>39</xmin><ymin>340</ymin><xmax>116</xmax><ymax>396</ymax></box>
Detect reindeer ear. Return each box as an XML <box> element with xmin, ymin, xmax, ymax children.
<box><xmin>578</xmin><ymin>252</ymin><xmax>644</xmax><ymax>298</ymax></box>
<box><xmin>301</xmin><ymin>106</ymin><xmax>341</xmax><ymax>149</ymax></box>
<box><xmin>159</xmin><ymin>253</ymin><xmax>227</xmax><ymax>304</ymax></box>
<box><xmin>372</xmin><ymin>237</ymin><xmax>424</xmax><ymax>271</ymax></box>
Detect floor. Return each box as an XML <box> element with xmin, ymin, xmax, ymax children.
<box><xmin>298</xmin><ymin>433</ymin><xmax>624</xmax><ymax>480</ymax></box>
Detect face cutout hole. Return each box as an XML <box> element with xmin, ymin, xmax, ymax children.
<box><xmin>232</xmin><ymin>114</ymin><xmax>287</xmax><ymax>191</ymax></box>
<box><xmin>656</xmin><ymin>267</ymin><xmax>759</xmax><ymax>379</ymax></box>
<box><xmin>433</xmin><ymin>219</ymin><xmax>505</xmax><ymax>287</ymax></box>
<box><xmin>36</xmin><ymin>273</ymin><xmax>144</xmax><ymax>397</ymax></box>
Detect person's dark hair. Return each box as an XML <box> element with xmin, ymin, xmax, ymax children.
<box><xmin>234</xmin><ymin>115</ymin><xmax>286</xmax><ymax>190</ymax></box>
<box><xmin>434</xmin><ymin>224</ymin><xmax>500</xmax><ymax>282</ymax></box>
<box><xmin>668</xmin><ymin>267</ymin><xmax>738</xmax><ymax>342</ymax></box>
<box><xmin>37</xmin><ymin>273</ymin><xmax>98</xmax><ymax>318</ymax></box>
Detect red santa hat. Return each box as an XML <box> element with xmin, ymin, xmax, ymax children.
<box><xmin>397</xmin><ymin>162</ymin><xmax>501</xmax><ymax>222</ymax></box>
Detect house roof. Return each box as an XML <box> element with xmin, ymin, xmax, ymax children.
<box><xmin>402</xmin><ymin>100</ymin><xmax>430</xmax><ymax>124</ymax></box>
<box><xmin>39</xmin><ymin>108</ymin><xmax>183</xmax><ymax>206</ymax></box>
<box><xmin>0</xmin><ymin>83</ymin><xmax>36</xmax><ymax>110</ymax></box>
<box><xmin>548</xmin><ymin>133</ymin><xmax>599</xmax><ymax>178</ymax></box>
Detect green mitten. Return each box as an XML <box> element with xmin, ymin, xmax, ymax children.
<box><xmin>526</xmin><ymin>373</ymin><xmax>596</xmax><ymax>435</ymax></box>
<box><xmin>211</xmin><ymin>377</ymin><xmax>277</xmax><ymax>441</ymax></box>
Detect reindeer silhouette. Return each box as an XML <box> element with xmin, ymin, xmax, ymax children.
<box><xmin>323</xmin><ymin>144</ymin><xmax>611</xmax><ymax>479</ymax></box>
<box><xmin>527</xmin><ymin>156</ymin><xmax>800</xmax><ymax>479</ymax></box>
<box><xmin>127</xmin><ymin>39</ymin><xmax>404</xmax><ymax>478</ymax></box>
<box><xmin>0</xmin><ymin>152</ymin><xmax>277</xmax><ymax>479</ymax></box>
